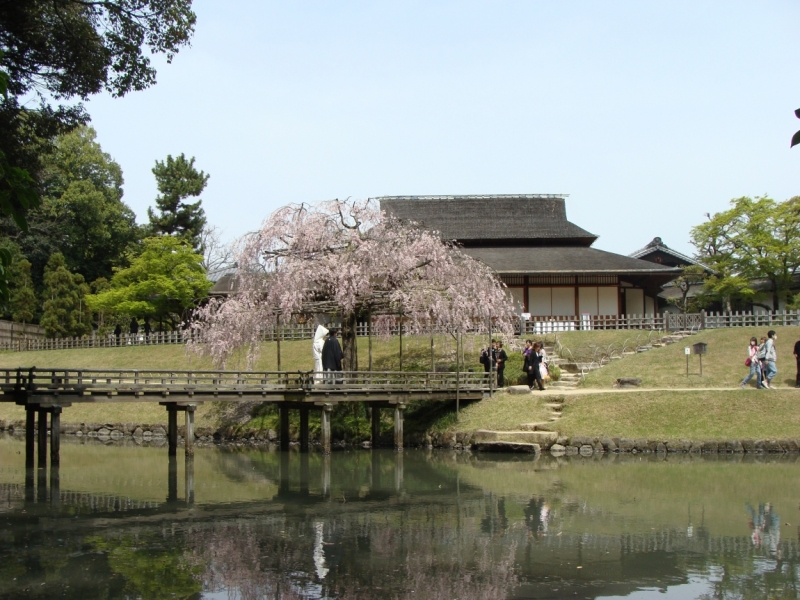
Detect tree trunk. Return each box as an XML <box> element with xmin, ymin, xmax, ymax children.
<box><xmin>341</xmin><ymin>312</ymin><xmax>358</xmax><ymax>371</ymax></box>
<box><xmin>772</xmin><ymin>280</ymin><xmax>780</xmax><ymax>311</ymax></box>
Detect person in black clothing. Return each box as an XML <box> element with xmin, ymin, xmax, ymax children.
<box><xmin>479</xmin><ymin>340</ymin><xmax>497</xmax><ymax>373</ymax></box>
<box><xmin>525</xmin><ymin>341</ymin><xmax>546</xmax><ymax>391</ymax></box>
<box><xmin>321</xmin><ymin>328</ymin><xmax>344</xmax><ymax>383</ymax></box>
<box><xmin>113</xmin><ymin>324</ymin><xmax>122</xmax><ymax>346</ymax></box>
<box><xmin>129</xmin><ymin>317</ymin><xmax>139</xmax><ymax>336</ymax></box>
<box><xmin>143</xmin><ymin>317</ymin><xmax>152</xmax><ymax>338</ymax></box>
<box><xmin>495</xmin><ymin>341</ymin><xmax>508</xmax><ymax>387</ymax></box>
<box><xmin>794</xmin><ymin>334</ymin><xmax>800</xmax><ymax>388</ymax></box>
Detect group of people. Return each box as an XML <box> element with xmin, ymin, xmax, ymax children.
<box><xmin>740</xmin><ymin>330</ymin><xmax>781</xmax><ymax>389</ymax></box>
<box><xmin>112</xmin><ymin>317</ymin><xmax>152</xmax><ymax>343</ymax></box>
<box><xmin>312</xmin><ymin>325</ymin><xmax>344</xmax><ymax>383</ymax></box>
<box><xmin>480</xmin><ymin>339</ymin><xmax>548</xmax><ymax>391</ymax></box>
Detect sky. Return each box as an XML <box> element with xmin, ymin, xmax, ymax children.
<box><xmin>85</xmin><ymin>0</ymin><xmax>800</xmax><ymax>257</ymax></box>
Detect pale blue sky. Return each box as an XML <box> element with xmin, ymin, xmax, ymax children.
<box><xmin>86</xmin><ymin>0</ymin><xmax>800</xmax><ymax>257</ymax></box>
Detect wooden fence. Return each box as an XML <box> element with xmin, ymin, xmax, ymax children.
<box><xmin>3</xmin><ymin>310</ymin><xmax>799</xmax><ymax>353</ymax></box>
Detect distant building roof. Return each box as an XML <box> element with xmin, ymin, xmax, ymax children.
<box><xmin>464</xmin><ymin>246</ymin><xmax>681</xmax><ymax>276</ymax></box>
<box><xmin>377</xmin><ymin>194</ymin><xmax>598</xmax><ymax>247</ymax></box>
<box><xmin>629</xmin><ymin>237</ymin><xmax>709</xmax><ymax>270</ymax></box>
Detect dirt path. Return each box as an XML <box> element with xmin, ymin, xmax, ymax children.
<box><xmin>535</xmin><ymin>386</ymin><xmax>792</xmax><ymax>395</ymax></box>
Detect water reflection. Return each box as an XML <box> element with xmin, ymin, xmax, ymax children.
<box><xmin>1</xmin><ymin>436</ymin><xmax>800</xmax><ymax>599</ymax></box>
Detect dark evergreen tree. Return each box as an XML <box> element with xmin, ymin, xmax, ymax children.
<box><xmin>147</xmin><ymin>154</ymin><xmax>209</xmax><ymax>250</ymax></box>
<box><xmin>9</xmin><ymin>257</ymin><xmax>36</xmax><ymax>325</ymax></box>
<box><xmin>40</xmin><ymin>253</ymin><xmax>90</xmax><ymax>337</ymax></box>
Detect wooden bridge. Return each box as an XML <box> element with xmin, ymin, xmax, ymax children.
<box><xmin>0</xmin><ymin>368</ymin><xmax>492</xmax><ymax>468</ymax></box>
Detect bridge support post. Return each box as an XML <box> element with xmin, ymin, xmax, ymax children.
<box><xmin>25</xmin><ymin>406</ymin><xmax>35</xmax><ymax>469</ymax></box>
<box><xmin>394</xmin><ymin>450</ymin><xmax>404</xmax><ymax>492</ymax></box>
<box><xmin>299</xmin><ymin>407</ymin><xmax>309</xmax><ymax>452</ymax></box>
<box><xmin>371</xmin><ymin>406</ymin><xmax>381</xmax><ymax>447</ymax></box>
<box><xmin>167</xmin><ymin>455</ymin><xmax>178</xmax><ymax>503</ymax></box>
<box><xmin>50</xmin><ymin>466</ymin><xmax>60</xmax><ymax>508</ymax></box>
<box><xmin>321</xmin><ymin>403</ymin><xmax>332</xmax><ymax>455</ymax></box>
<box><xmin>185</xmin><ymin>455</ymin><xmax>194</xmax><ymax>505</ymax></box>
<box><xmin>37</xmin><ymin>408</ymin><xmax>47</xmax><ymax>468</ymax></box>
<box><xmin>167</xmin><ymin>405</ymin><xmax>178</xmax><ymax>456</ymax></box>
<box><xmin>280</xmin><ymin>405</ymin><xmax>290</xmax><ymax>451</ymax></box>
<box><xmin>184</xmin><ymin>405</ymin><xmax>195</xmax><ymax>457</ymax></box>
<box><xmin>50</xmin><ymin>406</ymin><xmax>61</xmax><ymax>467</ymax></box>
<box><xmin>394</xmin><ymin>403</ymin><xmax>405</xmax><ymax>451</ymax></box>
<box><xmin>300</xmin><ymin>452</ymin><xmax>309</xmax><ymax>496</ymax></box>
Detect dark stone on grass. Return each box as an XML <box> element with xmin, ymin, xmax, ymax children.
<box><xmin>592</xmin><ymin>442</ymin><xmax>604</xmax><ymax>454</ymax></box>
<box><xmin>689</xmin><ymin>442</ymin><xmax>702</xmax><ymax>453</ymax></box>
<box><xmin>556</xmin><ymin>436</ymin><xmax>568</xmax><ymax>446</ymax></box>
<box><xmin>634</xmin><ymin>439</ymin><xmax>648</xmax><ymax>452</ymax></box>
<box><xmin>783</xmin><ymin>439</ymin><xmax>799</xmax><ymax>452</ymax></box>
<box><xmin>731</xmin><ymin>440</ymin><xmax>744</xmax><ymax>453</ymax></box>
<box><xmin>579</xmin><ymin>444</ymin><xmax>594</xmax><ymax>456</ymax></box>
<box><xmin>754</xmin><ymin>440</ymin><xmax>765</xmax><ymax>453</ymax></box>
<box><xmin>601</xmin><ymin>438</ymin><xmax>617</xmax><ymax>452</ymax></box>
<box><xmin>741</xmin><ymin>439</ymin><xmax>755</xmax><ymax>453</ymax></box>
<box><xmin>570</xmin><ymin>435</ymin><xmax>591</xmax><ymax>447</ymax></box>
<box><xmin>765</xmin><ymin>440</ymin><xmax>784</xmax><ymax>453</ymax></box>
<box><xmin>618</xmin><ymin>438</ymin><xmax>634</xmax><ymax>452</ymax></box>
<box><xmin>565</xmin><ymin>446</ymin><xmax>579</xmax><ymax>456</ymax></box>
<box><xmin>614</xmin><ymin>378</ymin><xmax>642</xmax><ymax>388</ymax></box>
<box><xmin>703</xmin><ymin>441</ymin><xmax>718</xmax><ymax>453</ymax></box>
<box><xmin>656</xmin><ymin>442</ymin><xmax>667</xmax><ymax>454</ymax></box>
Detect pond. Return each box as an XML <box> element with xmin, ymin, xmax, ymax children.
<box><xmin>1</xmin><ymin>435</ymin><xmax>799</xmax><ymax>599</ymax></box>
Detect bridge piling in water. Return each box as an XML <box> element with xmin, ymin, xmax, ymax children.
<box><xmin>37</xmin><ymin>408</ymin><xmax>47</xmax><ymax>468</ymax></box>
<box><xmin>185</xmin><ymin>406</ymin><xmax>195</xmax><ymax>457</ymax></box>
<box><xmin>50</xmin><ymin>407</ymin><xmax>61</xmax><ymax>467</ymax></box>
<box><xmin>280</xmin><ymin>405</ymin><xmax>290</xmax><ymax>451</ymax></box>
<box><xmin>25</xmin><ymin>407</ymin><xmax>35</xmax><ymax>468</ymax></box>
<box><xmin>167</xmin><ymin>406</ymin><xmax>178</xmax><ymax>456</ymax></box>
<box><xmin>371</xmin><ymin>406</ymin><xmax>381</xmax><ymax>447</ymax></box>
<box><xmin>321</xmin><ymin>403</ymin><xmax>332</xmax><ymax>454</ymax></box>
<box><xmin>299</xmin><ymin>407</ymin><xmax>309</xmax><ymax>452</ymax></box>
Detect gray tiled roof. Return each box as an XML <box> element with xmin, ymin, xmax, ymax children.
<box><xmin>629</xmin><ymin>237</ymin><xmax>706</xmax><ymax>266</ymax></box>
<box><xmin>377</xmin><ymin>195</ymin><xmax>597</xmax><ymax>244</ymax></box>
<box><xmin>463</xmin><ymin>246</ymin><xmax>681</xmax><ymax>275</ymax></box>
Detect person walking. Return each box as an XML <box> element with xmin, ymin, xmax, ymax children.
<box><xmin>794</xmin><ymin>333</ymin><xmax>800</xmax><ymax>388</ymax></box>
<box><xmin>740</xmin><ymin>336</ymin><xmax>762</xmax><ymax>389</ymax></box>
<box><xmin>762</xmin><ymin>330</ymin><xmax>778</xmax><ymax>389</ymax></box>
<box><xmin>495</xmin><ymin>341</ymin><xmax>508</xmax><ymax>387</ymax></box>
<box><xmin>321</xmin><ymin>328</ymin><xmax>344</xmax><ymax>383</ymax></box>
<box><xmin>530</xmin><ymin>342</ymin><xmax>547</xmax><ymax>391</ymax></box>
<box><xmin>522</xmin><ymin>340</ymin><xmax>534</xmax><ymax>388</ymax></box>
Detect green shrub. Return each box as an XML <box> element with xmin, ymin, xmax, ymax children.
<box><xmin>549</xmin><ymin>364</ymin><xmax>561</xmax><ymax>381</ymax></box>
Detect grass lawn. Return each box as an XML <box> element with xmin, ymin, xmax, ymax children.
<box><xmin>556</xmin><ymin>389</ymin><xmax>800</xmax><ymax>440</ymax></box>
<box><xmin>428</xmin><ymin>390</ymin><xmax>556</xmax><ymax>432</ymax></box>
<box><xmin>580</xmin><ymin>325</ymin><xmax>800</xmax><ymax>389</ymax></box>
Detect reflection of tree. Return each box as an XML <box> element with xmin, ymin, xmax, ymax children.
<box><xmin>88</xmin><ymin>535</ymin><xmax>202</xmax><ymax>600</ymax></box>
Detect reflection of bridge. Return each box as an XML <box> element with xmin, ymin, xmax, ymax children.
<box><xmin>0</xmin><ymin>367</ymin><xmax>489</xmax><ymax>467</ymax></box>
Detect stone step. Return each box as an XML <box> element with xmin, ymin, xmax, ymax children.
<box><xmin>543</xmin><ymin>403</ymin><xmax>563</xmax><ymax>411</ymax></box>
<box><xmin>472</xmin><ymin>441</ymin><xmax>541</xmax><ymax>454</ymax></box>
<box><xmin>547</xmin><ymin>381</ymin><xmax>579</xmax><ymax>388</ymax></box>
<box><xmin>519</xmin><ymin>422</ymin><xmax>555</xmax><ymax>432</ymax></box>
<box><xmin>473</xmin><ymin>429</ymin><xmax>558</xmax><ymax>447</ymax></box>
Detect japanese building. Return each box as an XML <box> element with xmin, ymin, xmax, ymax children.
<box><xmin>379</xmin><ymin>194</ymin><xmax>680</xmax><ymax>318</ymax></box>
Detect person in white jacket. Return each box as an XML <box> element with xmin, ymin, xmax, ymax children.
<box><xmin>313</xmin><ymin>325</ymin><xmax>329</xmax><ymax>383</ymax></box>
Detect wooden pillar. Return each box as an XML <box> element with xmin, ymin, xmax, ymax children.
<box><xmin>300</xmin><ymin>452</ymin><xmax>310</xmax><ymax>496</ymax></box>
<box><xmin>37</xmin><ymin>464</ymin><xmax>47</xmax><ymax>503</ymax></box>
<box><xmin>37</xmin><ymin>408</ymin><xmax>47</xmax><ymax>468</ymax></box>
<box><xmin>25</xmin><ymin>406</ymin><xmax>35</xmax><ymax>469</ymax></box>
<box><xmin>49</xmin><ymin>465</ymin><xmax>60</xmax><ymax>508</ymax></box>
<box><xmin>299</xmin><ymin>407</ymin><xmax>309</xmax><ymax>452</ymax></box>
<box><xmin>394</xmin><ymin>450</ymin><xmax>404</xmax><ymax>492</ymax></box>
<box><xmin>167</xmin><ymin>406</ymin><xmax>178</xmax><ymax>456</ymax></box>
<box><xmin>184</xmin><ymin>406</ymin><xmax>195</xmax><ymax>457</ymax></box>
<box><xmin>371</xmin><ymin>406</ymin><xmax>381</xmax><ymax>447</ymax></box>
<box><xmin>276</xmin><ymin>314</ymin><xmax>282</xmax><ymax>371</ymax></box>
<box><xmin>280</xmin><ymin>405</ymin><xmax>290</xmax><ymax>451</ymax></box>
<box><xmin>50</xmin><ymin>406</ymin><xmax>61</xmax><ymax>467</ymax></box>
<box><xmin>167</xmin><ymin>455</ymin><xmax>178</xmax><ymax>503</ymax></box>
<box><xmin>321</xmin><ymin>404</ymin><xmax>332</xmax><ymax>455</ymax></box>
<box><xmin>279</xmin><ymin>451</ymin><xmax>290</xmax><ymax>494</ymax></box>
<box><xmin>321</xmin><ymin>454</ymin><xmax>331</xmax><ymax>498</ymax></box>
<box><xmin>185</xmin><ymin>456</ymin><xmax>194</xmax><ymax>505</ymax></box>
<box><xmin>394</xmin><ymin>404</ymin><xmax>405</xmax><ymax>451</ymax></box>
<box><xmin>368</xmin><ymin>312</ymin><xmax>373</xmax><ymax>372</ymax></box>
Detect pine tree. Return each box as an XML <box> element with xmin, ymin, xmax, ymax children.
<box><xmin>147</xmin><ymin>154</ymin><xmax>209</xmax><ymax>250</ymax></box>
<box><xmin>9</xmin><ymin>257</ymin><xmax>37</xmax><ymax>325</ymax></box>
<box><xmin>40</xmin><ymin>253</ymin><xmax>90</xmax><ymax>337</ymax></box>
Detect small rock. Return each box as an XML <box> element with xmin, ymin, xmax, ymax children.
<box><xmin>110</xmin><ymin>430</ymin><xmax>123</xmax><ymax>440</ymax></box>
<box><xmin>656</xmin><ymin>442</ymin><xmax>667</xmax><ymax>454</ymax></box>
<box><xmin>142</xmin><ymin>430</ymin><xmax>153</xmax><ymax>439</ymax></box>
<box><xmin>267</xmin><ymin>429</ymin><xmax>278</xmax><ymax>442</ymax></box>
<box><xmin>602</xmin><ymin>438</ymin><xmax>617</xmax><ymax>452</ymax></box>
<box><xmin>97</xmin><ymin>427</ymin><xmax>110</xmax><ymax>437</ymax></box>
<box><xmin>75</xmin><ymin>430</ymin><xmax>83</xmax><ymax>437</ymax></box>
<box><xmin>703</xmin><ymin>441</ymin><xmax>718</xmax><ymax>453</ymax></box>
<box><xmin>614</xmin><ymin>378</ymin><xmax>642</xmax><ymax>388</ymax></box>
<box><xmin>132</xmin><ymin>427</ymin><xmax>144</xmax><ymax>438</ymax></box>
<box><xmin>732</xmin><ymin>440</ymin><xmax>744</xmax><ymax>453</ymax></box>
<box><xmin>689</xmin><ymin>442</ymin><xmax>702</xmax><ymax>453</ymax></box>
<box><xmin>570</xmin><ymin>436</ymin><xmax>591</xmax><ymax>448</ymax></box>
<box><xmin>754</xmin><ymin>440</ymin><xmax>765</xmax><ymax>453</ymax></box>
<box><xmin>579</xmin><ymin>444</ymin><xmax>594</xmax><ymax>457</ymax></box>
<box><xmin>592</xmin><ymin>442</ymin><xmax>604</xmax><ymax>454</ymax></box>
<box><xmin>618</xmin><ymin>438</ymin><xmax>634</xmax><ymax>452</ymax></box>
<box><xmin>556</xmin><ymin>436</ymin><xmax>569</xmax><ymax>446</ymax></box>
<box><xmin>783</xmin><ymin>439</ymin><xmax>799</xmax><ymax>453</ymax></box>
<box><xmin>550</xmin><ymin>443</ymin><xmax>566</xmax><ymax>456</ymax></box>
<box><xmin>507</xmin><ymin>385</ymin><xmax>532</xmax><ymax>395</ymax></box>
<box><xmin>634</xmin><ymin>439</ymin><xmax>649</xmax><ymax>452</ymax></box>
<box><xmin>741</xmin><ymin>439</ymin><xmax>755</xmax><ymax>453</ymax></box>
<box><xmin>565</xmin><ymin>445</ymin><xmax>579</xmax><ymax>456</ymax></box>
<box><xmin>765</xmin><ymin>440</ymin><xmax>784</xmax><ymax>453</ymax></box>
<box><xmin>151</xmin><ymin>426</ymin><xmax>166</xmax><ymax>438</ymax></box>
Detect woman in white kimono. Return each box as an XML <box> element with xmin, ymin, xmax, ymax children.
<box><xmin>312</xmin><ymin>325</ymin><xmax>329</xmax><ymax>383</ymax></box>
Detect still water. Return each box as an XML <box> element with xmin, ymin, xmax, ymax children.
<box><xmin>1</xmin><ymin>435</ymin><xmax>799</xmax><ymax>600</ymax></box>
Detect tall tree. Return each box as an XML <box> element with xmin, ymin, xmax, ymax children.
<box><xmin>148</xmin><ymin>154</ymin><xmax>209</xmax><ymax>250</ymax></box>
<box><xmin>86</xmin><ymin>236</ymin><xmax>212</xmax><ymax>329</ymax></box>
<box><xmin>9</xmin><ymin>257</ymin><xmax>37</xmax><ymax>325</ymax></box>
<box><xmin>0</xmin><ymin>126</ymin><xmax>140</xmax><ymax>287</ymax></box>
<box><xmin>0</xmin><ymin>1</ymin><xmax>196</xmax><ymax>296</ymax></box>
<box><xmin>188</xmin><ymin>199</ymin><xmax>516</xmax><ymax>369</ymax></box>
<box><xmin>691</xmin><ymin>196</ymin><xmax>800</xmax><ymax>311</ymax></box>
<box><xmin>40</xmin><ymin>253</ymin><xmax>90</xmax><ymax>337</ymax></box>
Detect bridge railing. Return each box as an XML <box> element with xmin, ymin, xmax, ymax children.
<box><xmin>1</xmin><ymin>368</ymin><xmax>490</xmax><ymax>395</ymax></box>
